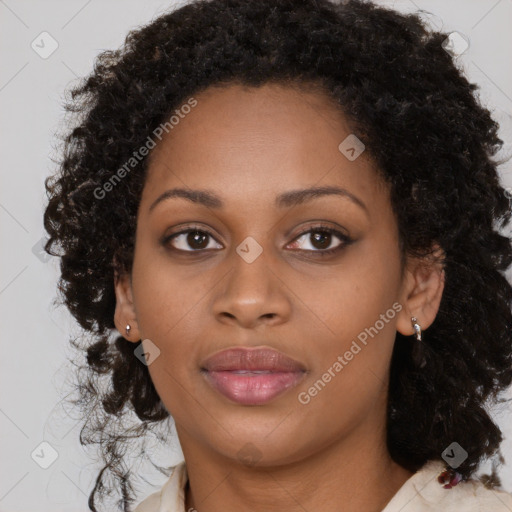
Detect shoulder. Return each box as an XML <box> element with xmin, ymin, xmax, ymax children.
<box><xmin>441</xmin><ymin>477</ymin><xmax>512</xmax><ymax>511</ymax></box>
<box><xmin>383</xmin><ymin>460</ymin><xmax>512</xmax><ymax>512</ymax></box>
<box><xmin>134</xmin><ymin>461</ymin><xmax>188</xmax><ymax>512</ymax></box>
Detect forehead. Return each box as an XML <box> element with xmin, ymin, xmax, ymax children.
<box><xmin>142</xmin><ymin>82</ymin><xmax>387</xmax><ymax>213</ymax></box>
<box><xmin>149</xmin><ymin>81</ymin><xmax>349</xmax><ymax>154</ymax></box>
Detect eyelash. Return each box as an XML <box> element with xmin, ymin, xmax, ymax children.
<box><xmin>161</xmin><ymin>223</ymin><xmax>353</xmax><ymax>257</ymax></box>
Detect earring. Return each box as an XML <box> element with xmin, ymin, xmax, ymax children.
<box><xmin>410</xmin><ymin>316</ymin><xmax>426</xmax><ymax>368</ymax></box>
<box><xmin>411</xmin><ymin>316</ymin><xmax>422</xmax><ymax>341</ymax></box>
<box><xmin>125</xmin><ymin>324</ymin><xmax>131</xmax><ymax>337</ymax></box>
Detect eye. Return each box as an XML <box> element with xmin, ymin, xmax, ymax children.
<box><xmin>287</xmin><ymin>225</ymin><xmax>353</xmax><ymax>256</ymax></box>
<box><xmin>162</xmin><ymin>227</ymin><xmax>222</xmax><ymax>252</ymax></box>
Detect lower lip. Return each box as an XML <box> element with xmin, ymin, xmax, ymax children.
<box><xmin>202</xmin><ymin>370</ymin><xmax>305</xmax><ymax>405</ymax></box>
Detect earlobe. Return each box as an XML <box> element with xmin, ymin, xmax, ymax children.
<box><xmin>113</xmin><ymin>268</ymin><xmax>141</xmax><ymax>342</ymax></box>
<box><xmin>396</xmin><ymin>245</ymin><xmax>446</xmax><ymax>337</ymax></box>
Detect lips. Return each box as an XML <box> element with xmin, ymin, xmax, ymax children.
<box><xmin>201</xmin><ymin>347</ymin><xmax>306</xmax><ymax>372</ymax></box>
<box><xmin>200</xmin><ymin>347</ymin><xmax>306</xmax><ymax>405</ymax></box>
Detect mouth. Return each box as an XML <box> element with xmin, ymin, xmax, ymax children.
<box><xmin>200</xmin><ymin>347</ymin><xmax>307</xmax><ymax>405</ymax></box>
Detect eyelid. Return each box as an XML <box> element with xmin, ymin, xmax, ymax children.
<box><xmin>291</xmin><ymin>222</ymin><xmax>350</xmax><ymax>241</ymax></box>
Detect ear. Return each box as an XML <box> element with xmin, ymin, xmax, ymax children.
<box><xmin>113</xmin><ymin>266</ymin><xmax>141</xmax><ymax>343</ymax></box>
<box><xmin>396</xmin><ymin>244</ymin><xmax>446</xmax><ymax>337</ymax></box>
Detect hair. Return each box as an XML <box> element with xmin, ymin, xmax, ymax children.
<box><xmin>43</xmin><ymin>0</ymin><xmax>512</xmax><ymax>510</ymax></box>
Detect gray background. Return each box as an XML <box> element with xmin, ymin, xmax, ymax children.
<box><xmin>1</xmin><ymin>0</ymin><xmax>511</xmax><ymax>510</ymax></box>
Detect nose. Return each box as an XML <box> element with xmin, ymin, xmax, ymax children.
<box><xmin>212</xmin><ymin>242</ymin><xmax>292</xmax><ymax>329</ymax></box>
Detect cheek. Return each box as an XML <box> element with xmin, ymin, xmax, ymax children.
<box><xmin>131</xmin><ymin>240</ymin><xmax>208</xmax><ymax>339</ymax></box>
<box><xmin>130</xmin><ymin>254</ymin><xmax>203</xmax><ymax>417</ymax></box>
<box><xmin>130</xmin><ymin>243</ymin><xmax>210</xmax><ymax>403</ymax></box>
<box><xmin>299</xmin><ymin>236</ymin><xmax>401</xmax><ymax>343</ymax></box>
<box><xmin>294</xmin><ymin>287</ymin><xmax>400</xmax><ymax>430</ymax></box>
<box><xmin>294</xmin><ymin>235</ymin><xmax>402</xmax><ymax>398</ymax></box>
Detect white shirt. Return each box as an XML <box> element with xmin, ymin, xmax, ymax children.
<box><xmin>134</xmin><ymin>459</ymin><xmax>512</xmax><ymax>512</ymax></box>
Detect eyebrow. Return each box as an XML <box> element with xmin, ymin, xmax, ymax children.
<box><xmin>148</xmin><ymin>185</ymin><xmax>368</xmax><ymax>215</ymax></box>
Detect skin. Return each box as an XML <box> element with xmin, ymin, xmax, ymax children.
<box><xmin>114</xmin><ymin>82</ymin><xmax>445</xmax><ymax>512</ymax></box>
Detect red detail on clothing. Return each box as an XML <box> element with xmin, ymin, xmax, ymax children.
<box><xmin>438</xmin><ymin>468</ymin><xmax>463</xmax><ymax>489</ymax></box>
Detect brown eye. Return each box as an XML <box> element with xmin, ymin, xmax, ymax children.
<box><xmin>163</xmin><ymin>228</ymin><xmax>222</xmax><ymax>252</ymax></box>
<box><xmin>288</xmin><ymin>226</ymin><xmax>353</xmax><ymax>256</ymax></box>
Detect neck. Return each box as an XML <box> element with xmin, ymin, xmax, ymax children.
<box><xmin>179</xmin><ymin>420</ymin><xmax>414</xmax><ymax>512</ymax></box>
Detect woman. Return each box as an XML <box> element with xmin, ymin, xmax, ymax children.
<box><xmin>43</xmin><ymin>0</ymin><xmax>512</xmax><ymax>510</ymax></box>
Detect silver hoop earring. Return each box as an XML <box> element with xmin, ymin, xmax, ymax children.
<box><xmin>410</xmin><ymin>316</ymin><xmax>426</xmax><ymax>368</ymax></box>
<box><xmin>411</xmin><ymin>317</ymin><xmax>422</xmax><ymax>342</ymax></box>
<box><xmin>125</xmin><ymin>324</ymin><xmax>131</xmax><ymax>336</ymax></box>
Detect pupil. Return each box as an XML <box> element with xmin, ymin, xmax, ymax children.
<box><xmin>188</xmin><ymin>231</ymin><xmax>208</xmax><ymax>249</ymax></box>
<box><xmin>312</xmin><ymin>231</ymin><xmax>330</xmax><ymax>249</ymax></box>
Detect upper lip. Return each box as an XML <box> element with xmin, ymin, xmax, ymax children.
<box><xmin>201</xmin><ymin>347</ymin><xmax>306</xmax><ymax>372</ymax></box>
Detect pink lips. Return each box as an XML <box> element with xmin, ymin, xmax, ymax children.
<box><xmin>200</xmin><ymin>347</ymin><xmax>306</xmax><ymax>405</ymax></box>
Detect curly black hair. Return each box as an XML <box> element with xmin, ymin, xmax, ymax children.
<box><xmin>43</xmin><ymin>0</ymin><xmax>512</xmax><ymax>510</ymax></box>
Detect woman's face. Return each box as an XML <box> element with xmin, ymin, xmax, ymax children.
<box><xmin>115</xmin><ymin>82</ymin><xmax>440</xmax><ymax>467</ymax></box>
